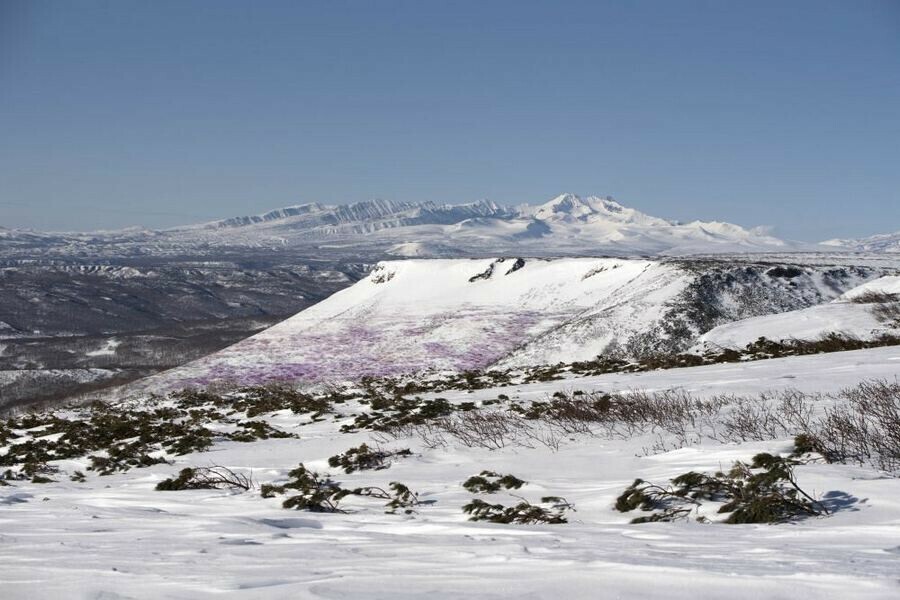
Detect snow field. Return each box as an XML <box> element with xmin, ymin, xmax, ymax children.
<box><xmin>2</xmin><ymin>346</ymin><xmax>899</xmax><ymax>599</ymax></box>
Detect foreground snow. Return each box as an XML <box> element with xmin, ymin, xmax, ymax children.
<box><xmin>2</xmin><ymin>347</ymin><xmax>900</xmax><ymax>599</ymax></box>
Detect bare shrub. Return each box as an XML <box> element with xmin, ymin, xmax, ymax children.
<box><xmin>383</xmin><ymin>420</ymin><xmax>449</xmax><ymax>449</ymax></box>
<box><xmin>843</xmin><ymin>290</ymin><xmax>900</xmax><ymax>325</ymax></box>
<box><xmin>615</xmin><ymin>382</ymin><xmax>900</xmax><ymax>474</ymax></box>
<box><xmin>629</xmin><ymin>389</ymin><xmax>728</xmax><ymax>442</ymax></box>
<box><xmin>434</xmin><ymin>410</ymin><xmax>530</xmax><ymax>450</ymax></box>
<box><xmin>771</xmin><ymin>389</ymin><xmax>817</xmax><ymax>433</ymax></box>
<box><xmin>569</xmin><ymin>389</ymin><xmax>815</xmax><ymax>447</ymax></box>
<box><xmin>411</xmin><ymin>421</ymin><xmax>451</xmax><ymax>449</ymax></box>
<box><xmin>719</xmin><ymin>396</ymin><xmax>786</xmax><ymax>442</ymax></box>
<box><xmin>382</xmin><ymin>381</ymin><xmax>899</xmax><ymax>473</ymax></box>
<box><xmin>872</xmin><ymin>301</ymin><xmax>900</xmax><ymax>325</ymax></box>
<box><xmin>517</xmin><ymin>420</ymin><xmax>566</xmax><ymax>451</ymax></box>
<box><xmin>397</xmin><ymin>389</ymin><xmax>816</xmax><ymax>453</ymax></box>
<box><xmin>808</xmin><ymin>380</ymin><xmax>900</xmax><ymax>472</ymax></box>
<box><xmin>393</xmin><ymin>407</ymin><xmax>566</xmax><ymax>451</ymax></box>
<box><xmin>541</xmin><ymin>390</ymin><xmax>728</xmax><ymax>446</ymax></box>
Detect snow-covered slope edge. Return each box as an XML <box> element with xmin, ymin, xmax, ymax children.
<box><xmin>135</xmin><ymin>257</ymin><xmax>888</xmax><ymax>391</ymax></box>
<box><xmin>823</xmin><ymin>230</ymin><xmax>900</xmax><ymax>253</ymax></box>
<box><xmin>695</xmin><ymin>276</ymin><xmax>900</xmax><ymax>350</ymax></box>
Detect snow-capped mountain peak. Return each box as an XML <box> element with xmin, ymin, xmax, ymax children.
<box><xmin>532</xmin><ymin>193</ymin><xmax>596</xmax><ymax>219</ymax></box>
<box><xmin>525</xmin><ymin>194</ymin><xmax>673</xmax><ymax>228</ymax></box>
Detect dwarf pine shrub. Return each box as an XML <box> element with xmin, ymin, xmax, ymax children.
<box><xmin>615</xmin><ymin>453</ymin><xmax>828</xmax><ymax>524</ymax></box>
<box><xmin>463</xmin><ymin>496</ymin><xmax>574</xmax><ymax>524</ymax></box>
<box><xmin>261</xmin><ymin>463</ymin><xmax>423</xmax><ymax>514</ymax></box>
<box><xmin>463</xmin><ymin>471</ymin><xmax>526</xmax><ymax>493</ymax></box>
<box><xmin>327</xmin><ymin>444</ymin><xmax>411</xmax><ymax>473</ymax></box>
<box><xmin>227</xmin><ymin>420</ymin><xmax>295</xmax><ymax>442</ymax></box>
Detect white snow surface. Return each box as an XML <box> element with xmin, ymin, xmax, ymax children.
<box><xmin>697</xmin><ymin>303</ymin><xmax>889</xmax><ymax>349</ymax></box>
<box><xmin>85</xmin><ymin>338</ymin><xmax>121</xmax><ymax>357</ymax></box>
<box><xmin>840</xmin><ymin>275</ymin><xmax>900</xmax><ymax>299</ymax></box>
<box><xmin>2</xmin><ymin>347</ymin><xmax>900</xmax><ymax>599</ymax></box>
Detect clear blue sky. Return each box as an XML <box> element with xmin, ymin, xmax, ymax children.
<box><xmin>1</xmin><ymin>0</ymin><xmax>898</xmax><ymax>240</ymax></box>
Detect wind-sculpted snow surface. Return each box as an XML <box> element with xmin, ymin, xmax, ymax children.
<box><xmin>3</xmin><ymin>347</ymin><xmax>900</xmax><ymax>599</ymax></box>
<box><xmin>141</xmin><ymin>257</ymin><xmax>887</xmax><ymax>391</ymax></box>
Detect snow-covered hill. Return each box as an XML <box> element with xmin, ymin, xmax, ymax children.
<box><xmin>823</xmin><ymin>230</ymin><xmax>900</xmax><ymax>253</ymax></box>
<box><xmin>695</xmin><ymin>276</ymin><xmax>900</xmax><ymax>350</ymax></box>
<box><xmin>138</xmin><ymin>257</ymin><xmax>886</xmax><ymax>391</ymax></box>
<box><xmin>841</xmin><ymin>275</ymin><xmax>900</xmax><ymax>298</ymax></box>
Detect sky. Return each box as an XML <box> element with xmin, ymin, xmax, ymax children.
<box><xmin>0</xmin><ymin>0</ymin><xmax>898</xmax><ymax>240</ymax></box>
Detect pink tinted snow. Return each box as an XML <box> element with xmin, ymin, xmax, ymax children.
<box><xmin>167</xmin><ymin>309</ymin><xmax>555</xmax><ymax>388</ymax></box>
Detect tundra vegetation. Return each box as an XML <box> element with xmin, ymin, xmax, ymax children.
<box><xmin>0</xmin><ymin>373</ymin><xmax>898</xmax><ymax>524</ymax></box>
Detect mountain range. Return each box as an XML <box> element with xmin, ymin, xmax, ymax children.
<box><xmin>174</xmin><ymin>193</ymin><xmax>796</xmax><ymax>257</ymax></box>
<box><xmin>4</xmin><ymin>193</ymin><xmax>897</xmax><ymax>259</ymax></box>
<box><xmin>0</xmin><ymin>193</ymin><xmax>845</xmax><ymax>259</ymax></box>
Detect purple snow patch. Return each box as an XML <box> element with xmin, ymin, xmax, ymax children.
<box><xmin>159</xmin><ymin>309</ymin><xmax>564</xmax><ymax>389</ymax></box>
